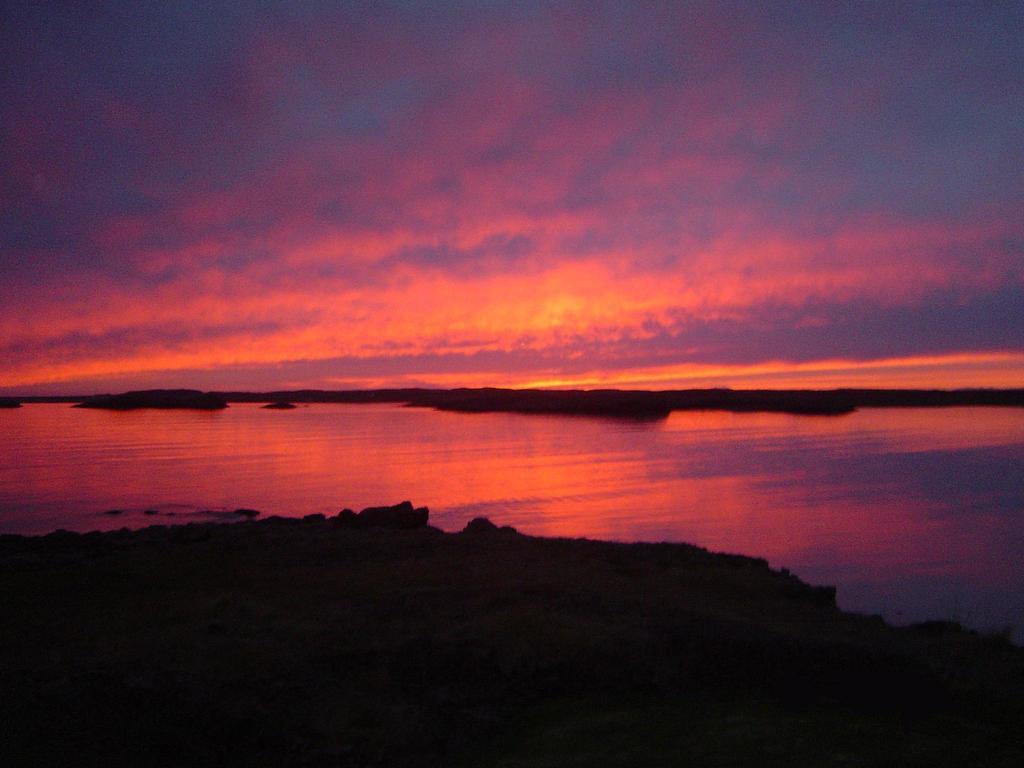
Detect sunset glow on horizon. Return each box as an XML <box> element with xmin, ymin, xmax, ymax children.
<box><xmin>2</xmin><ymin>2</ymin><xmax>1022</xmax><ymax>395</ymax></box>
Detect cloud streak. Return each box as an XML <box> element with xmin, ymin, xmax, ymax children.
<box><xmin>1</xmin><ymin>1</ymin><xmax>1022</xmax><ymax>393</ymax></box>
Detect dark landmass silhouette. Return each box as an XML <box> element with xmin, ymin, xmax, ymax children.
<box><xmin>1</xmin><ymin>507</ymin><xmax>1021</xmax><ymax>766</ymax></box>
<box><xmin>73</xmin><ymin>389</ymin><xmax>229</xmax><ymax>410</ymax></box>
<box><xmin>11</xmin><ymin>387</ymin><xmax>1024</xmax><ymax>418</ymax></box>
<box><xmin>0</xmin><ymin>397</ymin><xmax>21</xmax><ymax>408</ymax></box>
<box><xmin>216</xmin><ymin>386</ymin><xmax>1024</xmax><ymax>418</ymax></box>
<box><xmin>335</xmin><ymin>500</ymin><xmax>431</xmax><ymax>529</ymax></box>
<box><xmin>261</xmin><ymin>401</ymin><xmax>298</xmax><ymax>409</ymax></box>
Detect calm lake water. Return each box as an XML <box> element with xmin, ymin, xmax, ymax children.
<box><xmin>2</xmin><ymin>403</ymin><xmax>1023</xmax><ymax>640</ymax></box>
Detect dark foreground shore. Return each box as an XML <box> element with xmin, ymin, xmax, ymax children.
<box><xmin>2</xmin><ymin>508</ymin><xmax>1023</xmax><ymax>767</ymax></box>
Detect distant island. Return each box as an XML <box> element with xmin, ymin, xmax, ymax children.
<box><xmin>72</xmin><ymin>389</ymin><xmax>228</xmax><ymax>411</ymax></box>
<box><xmin>1</xmin><ymin>504</ymin><xmax>1021</xmax><ymax>765</ymax></box>
<box><xmin>9</xmin><ymin>386</ymin><xmax>1024</xmax><ymax>416</ymax></box>
<box><xmin>0</xmin><ymin>397</ymin><xmax>21</xmax><ymax>408</ymax></box>
<box><xmin>262</xmin><ymin>401</ymin><xmax>298</xmax><ymax>410</ymax></box>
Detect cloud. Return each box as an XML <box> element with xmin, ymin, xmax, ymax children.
<box><xmin>1</xmin><ymin>2</ymin><xmax>1022</xmax><ymax>392</ymax></box>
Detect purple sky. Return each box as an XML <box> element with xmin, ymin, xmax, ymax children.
<box><xmin>2</xmin><ymin>1</ymin><xmax>1022</xmax><ymax>393</ymax></box>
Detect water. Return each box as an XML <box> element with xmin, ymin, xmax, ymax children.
<box><xmin>2</xmin><ymin>403</ymin><xmax>1022</xmax><ymax>640</ymax></box>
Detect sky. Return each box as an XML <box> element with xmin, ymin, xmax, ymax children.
<box><xmin>2</xmin><ymin>1</ymin><xmax>1022</xmax><ymax>394</ymax></box>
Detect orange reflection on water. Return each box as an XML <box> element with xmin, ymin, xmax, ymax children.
<box><xmin>1</xmin><ymin>403</ymin><xmax>1022</xmax><ymax>637</ymax></box>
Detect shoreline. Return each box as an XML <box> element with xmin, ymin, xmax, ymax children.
<box><xmin>5</xmin><ymin>386</ymin><xmax>1024</xmax><ymax>418</ymax></box>
<box><xmin>3</xmin><ymin>506</ymin><xmax>1022</xmax><ymax>765</ymax></box>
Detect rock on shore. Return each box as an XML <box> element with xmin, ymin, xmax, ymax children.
<box><xmin>333</xmin><ymin>500</ymin><xmax>430</xmax><ymax>529</ymax></box>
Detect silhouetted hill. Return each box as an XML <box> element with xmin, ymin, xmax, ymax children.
<box><xmin>73</xmin><ymin>389</ymin><xmax>228</xmax><ymax>411</ymax></box>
